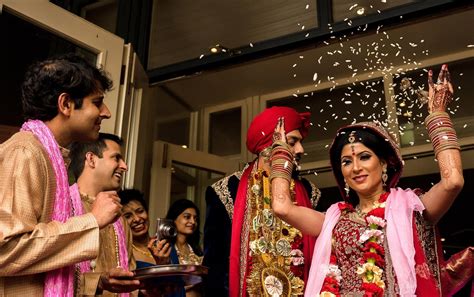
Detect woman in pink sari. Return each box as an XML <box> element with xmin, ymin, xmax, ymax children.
<box><xmin>270</xmin><ymin>64</ymin><xmax>464</xmax><ymax>296</ymax></box>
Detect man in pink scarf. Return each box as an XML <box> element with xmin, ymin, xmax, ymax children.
<box><xmin>69</xmin><ymin>133</ymin><xmax>140</xmax><ymax>296</ymax></box>
<box><xmin>203</xmin><ymin>106</ymin><xmax>321</xmax><ymax>297</ymax></box>
<box><xmin>0</xmin><ymin>54</ymin><xmax>126</xmax><ymax>296</ymax></box>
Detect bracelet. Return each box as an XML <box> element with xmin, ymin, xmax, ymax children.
<box><xmin>425</xmin><ymin>111</ymin><xmax>460</xmax><ymax>156</ymax></box>
<box><xmin>269</xmin><ymin>142</ymin><xmax>294</xmax><ymax>183</ymax></box>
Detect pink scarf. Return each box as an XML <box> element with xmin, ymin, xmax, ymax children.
<box><xmin>21</xmin><ymin>120</ymin><xmax>130</xmax><ymax>296</ymax></box>
<box><xmin>69</xmin><ymin>183</ymin><xmax>130</xmax><ymax>286</ymax></box>
<box><xmin>305</xmin><ymin>188</ymin><xmax>425</xmax><ymax>297</ymax></box>
<box><xmin>21</xmin><ymin>120</ymin><xmax>76</xmax><ymax>296</ymax></box>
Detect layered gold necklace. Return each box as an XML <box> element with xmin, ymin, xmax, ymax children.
<box><xmin>175</xmin><ymin>243</ymin><xmax>203</xmax><ymax>265</ymax></box>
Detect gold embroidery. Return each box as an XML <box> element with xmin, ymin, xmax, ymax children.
<box><xmin>246</xmin><ymin>169</ymin><xmax>304</xmax><ymax>296</ymax></box>
<box><xmin>415</xmin><ymin>263</ymin><xmax>431</xmax><ymax>279</ymax></box>
<box><xmin>211</xmin><ymin>164</ymin><xmax>249</xmax><ymax>221</ymax></box>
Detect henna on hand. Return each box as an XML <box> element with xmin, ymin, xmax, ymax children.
<box><xmin>272</xmin><ymin>117</ymin><xmax>286</xmax><ymax>144</ymax></box>
<box><xmin>438</xmin><ymin>152</ymin><xmax>462</xmax><ymax>180</ymax></box>
<box><xmin>427</xmin><ymin>64</ymin><xmax>454</xmax><ymax>113</ymax></box>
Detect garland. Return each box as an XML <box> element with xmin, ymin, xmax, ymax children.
<box><xmin>319</xmin><ymin>192</ymin><xmax>389</xmax><ymax>297</ymax></box>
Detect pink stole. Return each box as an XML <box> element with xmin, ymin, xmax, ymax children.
<box><xmin>70</xmin><ymin>183</ymin><xmax>130</xmax><ymax>297</ymax></box>
<box><xmin>21</xmin><ymin>120</ymin><xmax>129</xmax><ymax>296</ymax></box>
<box><xmin>21</xmin><ymin>120</ymin><xmax>76</xmax><ymax>297</ymax></box>
<box><xmin>305</xmin><ymin>188</ymin><xmax>437</xmax><ymax>297</ymax></box>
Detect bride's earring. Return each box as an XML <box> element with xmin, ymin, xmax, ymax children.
<box><xmin>344</xmin><ymin>180</ymin><xmax>350</xmax><ymax>198</ymax></box>
<box><xmin>382</xmin><ymin>166</ymin><xmax>388</xmax><ymax>187</ymax></box>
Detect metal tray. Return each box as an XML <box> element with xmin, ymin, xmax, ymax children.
<box><xmin>134</xmin><ymin>264</ymin><xmax>208</xmax><ymax>286</ymax></box>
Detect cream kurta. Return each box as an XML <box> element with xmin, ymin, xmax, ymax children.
<box><xmin>0</xmin><ymin>131</ymin><xmax>100</xmax><ymax>296</ymax></box>
<box><xmin>79</xmin><ymin>194</ymin><xmax>136</xmax><ymax>297</ymax></box>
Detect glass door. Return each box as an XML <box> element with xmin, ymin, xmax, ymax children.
<box><xmin>148</xmin><ymin>141</ymin><xmax>240</xmax><ymax>233</ymax></box>
<box><xmin>0</xmin><ymin>0</ymin><xmax>124</xmax><ymax>134</ymax></box>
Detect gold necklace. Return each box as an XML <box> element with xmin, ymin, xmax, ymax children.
<box><xmin>175</xmin><ymin>243</ymin><xmax>202</xmax><ymax>265</ymax></box>
<box><xmin>355</xmin><ymin>204</ymin><xmax>367</xmax><ymax>217</ymax></box>
<box><xmin>132</xmin><ymin>244</ymin><xmax>154</xmax><ymax>259</ymax></box>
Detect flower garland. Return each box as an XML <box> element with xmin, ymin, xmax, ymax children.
<box><xmin>319</xmin><ymin>192</ymin><xmax>389</xmax><ymax>297</ymax></box>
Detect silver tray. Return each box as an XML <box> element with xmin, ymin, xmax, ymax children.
<box><xmin>134</xmin><ymin>264</ymin><xmax>208</xmax><ymax>286</ymax></box>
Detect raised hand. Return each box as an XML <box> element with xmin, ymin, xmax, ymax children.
<box><xmin>91</xmin><ymin>191</ymin><xmax>122</xmax><ymax>229</ymax></box>
<box><xmin>148</xmin><ymin>238</ymin><xmax>171</xmax><ymax>265</ymax></box>
<box><xmin>272</xmin><ymin>117</ymin><xmax>287</xmax><ymax>145</ymax></box>
<box><xmin>426</xmin><ymin>64</ymin><xmax>454</xmax><ymax>113</ymax></box>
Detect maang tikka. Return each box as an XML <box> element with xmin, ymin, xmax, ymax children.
<box><xmin>348</xmin><ymin>131</ymin><xmax>356</xmax><ymax>156</ymax></box>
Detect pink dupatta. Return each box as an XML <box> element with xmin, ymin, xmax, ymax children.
<box><xmin>305</xmin><ymin>188</ymin><xmax>425</xmax><ymax>297</ymax></box>
<box><xmin>21</xmin><ymin>120</ymin><xmax>76</xmax><ymax>297</ymax></box>
<box><xmin>22</xmin><ymin>120</ymin><xmax>129</xmax><ymax>296</ymax></box>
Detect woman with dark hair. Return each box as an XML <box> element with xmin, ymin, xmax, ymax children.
<box><xmin>166</xmin><ymin>199</ymin><xmax>203</xmax><ymax>262</ymax></box>
<box><xmin>270</xmin><ymin>64</ymin><xmax>464</xmax><ymax>296</ymax></box>
<box><xmin>165</xmin><ymin>199</ymin><xmax>203</xmax><ymax>297</ymax></box>
<box><xmin>120</xmin><ymin>189</ymin><xmax>171</xmax><ymax>268</ymax></box>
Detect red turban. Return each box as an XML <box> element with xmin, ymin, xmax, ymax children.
<box><xmin>246</xmin><ymin>106</ymin><xmax>311</xmax><ymax>154</ymax></box>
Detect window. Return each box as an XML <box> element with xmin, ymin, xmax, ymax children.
<box><xmin>332</xmin><ymin>0</ymin><xmax>417</xmax><ymax>23</ymax></box>
<box><xmin>157</xmin><ymin>117</ymin><xmax>190</xmax><ymax>147</ymax></box>
<box><xmin>393</xmin><ymin>58</ymin><xmax>474</xmax><ymax>148</ymax></box>
<box><xmin>209</xmin><ymin>107</ymin><xmax>241</xmax><ymax>156</ymax></box>
<box><xmin>148</xmin><ymin>0</ymin><xmax>318</xmax><ymax>68</ymax></box>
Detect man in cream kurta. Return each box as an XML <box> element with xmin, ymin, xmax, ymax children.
<box><xmin>0</xmin><ymin>133</ymin><xmax>100</xmax><ymax>296</ymax></box>
<box><xmin>70</xmin><ymin>133</ymin><xmax>139</xmax><ymax>296</ymax></box>
<box><xmin>0</xmin><ymin>55</ymin><xmax>122</xmax><ymax>296</ymax></box>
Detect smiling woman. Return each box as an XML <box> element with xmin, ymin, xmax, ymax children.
<box><xmin>165</xmin><ymin>199</ymin><xmax>203</xmax><ymax>297</ymax></box>
<box><xmin>271</xmin><ymin>65</ymin><xmax>465</xmax><ymax>296</ymax></box>
<box><xmin>119</xmin><ymin>189</ymin><xmax>157</xmax><ymax>266</ymax></box>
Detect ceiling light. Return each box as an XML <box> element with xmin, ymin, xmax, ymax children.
<box><xmin>356</xmin><ymin>7</ymin><xmax>365</xmax><ymax>15</ymax></box>
<box><xmin>209</xmin><ymin>44</ymin><xmax>229</xmax><ymax>54</ymax></box>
